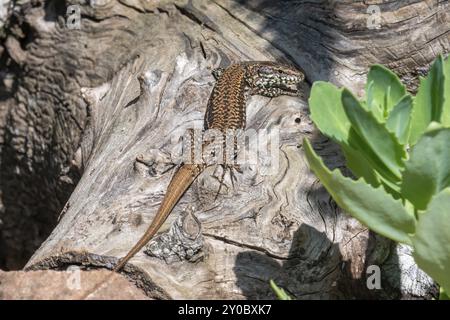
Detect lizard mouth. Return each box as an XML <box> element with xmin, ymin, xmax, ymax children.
<box><xmin>275</xmin><ymin>79</ymin><xmax>301</xmax><ymax>93</ymax></box>
<box><xmin>279</xmin><ymin>82</ymin><xmax>299</xmax><ymax>91</ymax></box>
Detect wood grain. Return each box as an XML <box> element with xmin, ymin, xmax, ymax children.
<box><xmin>0</xmin><ymin>0</ymin><xmax>445</xmax><ymax>299</ymax></box>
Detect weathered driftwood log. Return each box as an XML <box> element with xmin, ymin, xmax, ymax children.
<box><xmin>1</xmin><ymin>0</ymin><xmax>448</xmax><ymax>299</ymax></box>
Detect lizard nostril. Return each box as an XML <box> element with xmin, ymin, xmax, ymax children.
<box><xmin>295</xmin><ymin>117</ymin><xmax>301</xmax><ymax>124</ymax></box>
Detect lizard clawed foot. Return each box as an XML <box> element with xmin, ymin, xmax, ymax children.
<box><xmin>211</xmin><ymin>164</ymin><xmax>242</xmax><ymax>200</ymax></box>
<box><xmin>232</xmin><ymin>163</ymin><xmax>243</xmax><ymax>174</ymax></box>
<box><xmin>213</xmin><ymin>165</ymin><xmax>228</xmax><ymax>201</ymax></box>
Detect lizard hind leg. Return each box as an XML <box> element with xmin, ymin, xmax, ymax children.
<box><xmin>213</xmin><ymin>164</ymin><xmax>227</xmax><ymax>201</ymax></box>
<box><xmin>212</xmin><ymin>164</ymin><xmax>241</xmax><ymax>201</ymax></box>
<box><xmin>228</xmin><ymin>163</ymin><xmax>242</xmax><ymax>191</ymax></box>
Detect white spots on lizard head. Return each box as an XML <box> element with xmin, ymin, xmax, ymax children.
<box><xmin>247</xmin><ymin>62</ymin><xmax>304</xmax><ymax>93</ymax></box>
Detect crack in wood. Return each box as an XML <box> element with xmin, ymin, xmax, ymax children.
<box><xmin>203</xmin><ymin>232</ymin><xmax>292</xmax><ymax>261</ymax></box>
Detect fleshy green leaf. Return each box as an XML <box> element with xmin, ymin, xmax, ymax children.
<box><xmin>386</xmin><ymin>95</ymin><xmax>413</xmax><ymax>145</ymax></box>
<box><xmin>341</xmin><ymin>143</ymin><xmax>381</xmax><ymax>187</ymax></box>
<box><xmin>270</xmin><ymin>280</ymin><xmax>292</xmax><ymax>300</ymax></box>
<box><xmin>412</xmin><ymin>188</ymin><xmax>450</xmax><ymax>294</ymax></box>
<box><xmin>304</xmin><ymin>138</ymin><xmax>415</xmax><ymax>245</ymax></box>
<box><xmin>346</xmin><ymin>130</ymin><xmax>401</xmax><ymax>195</ymax></box>
<box><xmin>366</xmin><ymin>65</ymin><xmax>407</xmax><ymax>121</ymax></box>
<box><xmin>442</xmin><ymin>56</ymin><xmax>450</xmax><ymax>126</ymax></box>
<box><xmin>342</xmin><ymin>89</ymin><xmax>406</xmax><ymax>182</ymax></box>
<box><xmin>409</xmin><ymin>55</ymin><xmax>445</xmax><ymax>145</ymax></box>
<box><xmin>440</xmin><ymin>287</ymin><xmax>450</xmax><ymax>300</ymax></box>
<box><xmin>309</xmin><ymin>82</ymin><xmax>350</xmax><ymax>143</ymax></box>
<box><xmin>401</xmin><ymin>126</ymin><xmax>450</xmax><ymax>210</ymax></box>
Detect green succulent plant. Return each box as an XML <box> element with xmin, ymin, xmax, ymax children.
<box><xmin>270</xmin><ymin>280</ymin><xmax>292</xmax><ymax>300</ymax></box>
<box><xmin>304</xmin><ymin>55</ymin><xmax>450</xmax><ymax>299</ymax></box>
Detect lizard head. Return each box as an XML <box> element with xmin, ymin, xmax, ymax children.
<box><xmin>245</xmin><ymin>61</ymin><xmax>305</xmax><ymax>96</ymax></box>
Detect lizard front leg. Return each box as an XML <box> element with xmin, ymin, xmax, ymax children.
<box><xmin>212</xmin><ymin>67</ymin><xmax>225</xmax><ymax>80</ymax></box>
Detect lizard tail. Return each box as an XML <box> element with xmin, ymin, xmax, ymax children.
<box><xmin>114</xmin><ymin>164</ymin><xmax>203</xmax><ymax>271</ymax></box>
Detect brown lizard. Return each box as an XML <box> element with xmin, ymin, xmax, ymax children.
<box><xmin>114</xmin><ymin>61</ymin><xmax>304</xmax><ymax>271</ymax></box>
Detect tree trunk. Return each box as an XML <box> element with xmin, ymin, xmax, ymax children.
<box><xmin>1</xmin><ymin>0</ymin><xmax>447</xmax><ymax>299</ymax></box>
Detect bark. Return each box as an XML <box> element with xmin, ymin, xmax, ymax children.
<box><xmin>1</xmin><ymin>0</ymin><xmax>447</xmax><ymax>299</ymax></box>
